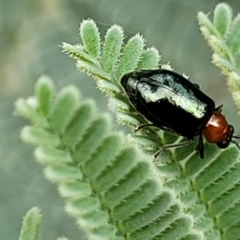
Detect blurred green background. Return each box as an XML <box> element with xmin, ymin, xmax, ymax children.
<box><xmin>1</xmin><ymin>1</ymin><xmax>240</xmax><ymax>239</ymax></box>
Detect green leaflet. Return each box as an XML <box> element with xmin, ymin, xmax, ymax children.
<box><xmin>35</xmin><ymin>75</ymin><xmax>55</xmax><ymax>117</ymax></box>
<box><xmin>116</xmin><ymin>34</ymin><xmax>144</xmax><ymax>79</ymax></box>
<box><xmin>19</xmin><ymin>207</ymin><xmax>42</xmax><ymax>240</ymax></box>
<box><xmin>102</xmin><ymin>25</ymin><xmax>124</xmax><ymax>72</ymax></box>
<box><xmin>137</xmin><ymin>47</ymin><xmax>161</xmax><ymax>70</ymax></box>
<box><xmin>48</xmin><ymin>85</ymin><xmax>80</xmax><ymax>132</ymax></box>
<box><xmin>213</xmin><ymin>3</ymin><xmax>232</xmax><ymax>37</ymax></box>
<box><xmin>80</xmin><ymin>19</ymin><xmax>101</xmax><ymax>58</ymax></box>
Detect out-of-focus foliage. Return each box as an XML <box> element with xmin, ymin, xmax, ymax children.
<box><xmin>1</xmin><ymin>1</ymin><xmax>240</xmax><ymax>240</ymax></box>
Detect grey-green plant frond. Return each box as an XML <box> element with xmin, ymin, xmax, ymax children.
<box><xmin>198</xmin><ymin>3</ymin><xmax>240</xmax><ymax>113</ymax></box>
<box><xmin>16</xmin><ymin>76</ymin><xmax>204</xmax><ymax>240</ymax></box>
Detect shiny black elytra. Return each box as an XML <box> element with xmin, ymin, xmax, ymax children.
<box><xmin>120</xmin><ymin>69</ymin><xmax>240</xmax><ymax>159</ymax></box>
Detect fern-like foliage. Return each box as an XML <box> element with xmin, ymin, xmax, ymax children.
<box><xmin>198</xmin><ymin>3</ymin><xmax>240</xmax><ymax>115</ymax></box>
<box><xmin>16</xmin><ymin>76</ymin><xmax>200</xmax><ymax>240</ymax></box>
<box><xmin>61</xmin><ymin>4</ymin><xmax>240</xmax><ymax>239</ymax></box>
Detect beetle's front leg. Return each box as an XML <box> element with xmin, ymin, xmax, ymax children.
<box><xmin>134</xmin><ymin>123</ymin><xmax>155</xmax><ymax>132</ymax></box>
<box><xmin>153</xmin><ymin>140</ymin><xmax>194</xmax><ymax>160</ymax></box>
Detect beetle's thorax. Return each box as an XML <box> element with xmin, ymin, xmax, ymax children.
<box><xmin>203</xmin><ymin>111</ymin><xmax>232</xmax><ymax>144</ymax></box>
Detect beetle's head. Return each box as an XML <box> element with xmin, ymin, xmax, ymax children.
<box><xmin>202</xmin><ymin>112</ymin><xmax>240</xmax><ymax>150</ymax></box>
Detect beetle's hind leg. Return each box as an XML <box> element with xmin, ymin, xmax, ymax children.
<box><xmin>196</xmin><ymin>135</ymin><xmax>204</xmax><ymax>159</ymax></box>
<box><xmin>154</xmin><ymin>140</ymin><xmax>193</xmax><ymax>159</ymax></box>
<box><xmin>134</xmin><ymin>123</ymin><xmax>155</xmax><ymax>132</ymax></box>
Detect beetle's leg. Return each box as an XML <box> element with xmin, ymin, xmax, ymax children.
<box><xmin>196</xmin><ymin>135</ymin><xmax>204</xmax><ymax>159</ymax></box>
<box><xmin>154</xmin><ymin>140</ymin><xmax>193</xmax><ymax>159</ymax></box>
<box><xmin>134</xmin><ymin>123</ymin><xmax>155</xmax><ymax>132</ymax></box>
<box><xmin>215</xmin><ymin>104</ymin><xmax>223</xmax><ymax>113</ymax></box>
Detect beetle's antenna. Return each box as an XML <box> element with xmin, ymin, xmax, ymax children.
<box><xmin>231</xmin><ymin>139</ymin><xmax>240</xmax><ymax>149</ymax></box>
<box><xmin>232</xmin><ymin>135</ymin><xmax>240</xmax><ymax>139</ymax></box>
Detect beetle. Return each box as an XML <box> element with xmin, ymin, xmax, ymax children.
<box><xmin>120</xmin><ymin>69</ymin><xmax>240</xmax><ymax>159</ymax></box>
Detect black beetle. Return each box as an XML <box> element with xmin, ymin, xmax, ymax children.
<box><xmin>121</xmin><ymin>69</ymin><xmax>240</xmax><ymax>159</ymax></box>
